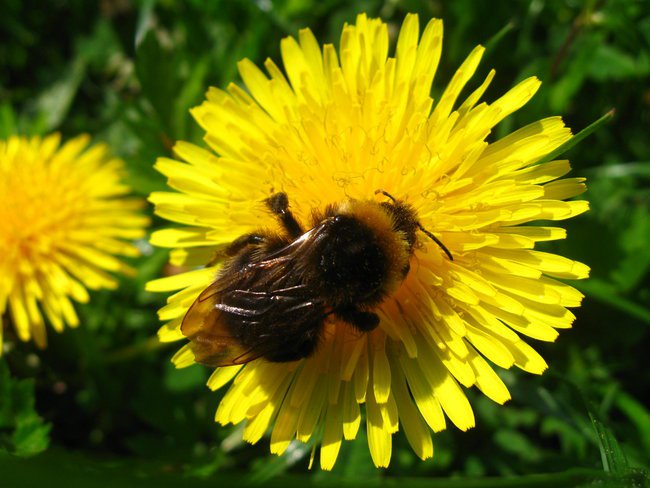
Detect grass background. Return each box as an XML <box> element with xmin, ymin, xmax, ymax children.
<box><xmin>1</xmin><ymin>0</ymin><xmax>649</xmax><ymax>486</ymax></box>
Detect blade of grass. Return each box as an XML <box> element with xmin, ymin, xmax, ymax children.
<box><xmin>536</xmin><ymin>109</ymin><xmax>615</xmax><ymax>164</ymax></box>
<box><xmin>134</xmin><ymin>0</ymin><xmax>155</xmax><ymax>48</ymax></box>
<box><xmin>30</xmin><ymin>56</ymin><xmax>86</xmax><ymax>133</ymax></box>
<box><xmin>615</xmin><ymin>392</ymin><xmax>650</xmax><ymax>454</ymax></box>
<box><xmin>554</xmin><ymin>377</ymin><xmax>631</xmax><ymax>475</ymax></box>
<box><xmin>587</xmin><ymin>400</ymin><xmax>629</xmax><ymax>474</ymax></box>
<box><xmin>485</xmin><ymin>21</ymin><xmax>516</xmax><ymax>53</ymax></box>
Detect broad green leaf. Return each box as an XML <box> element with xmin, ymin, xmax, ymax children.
<box><xmin>0</xmin><ymin>361</ymin><xmax>51</xmax><ymax>457</ymax></box>
<box><xmin>12</xmin><ymin>417</ymin><xmax>51</xmax><ymax>457</ymax></box>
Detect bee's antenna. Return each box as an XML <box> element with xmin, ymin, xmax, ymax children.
<box><xmin>375</xmin><ymin>189</ymin><xmax>397</xmax><ymax>203</ymax></box>
<box><xmin>375</xmin><ymin>188</ymin><xmax>453</xmax><ymax>261</ymax></box>
<box><xmin>418</xmin><ymin>224</ymin><xmax>453</xmax><ymax>261</ymax></box>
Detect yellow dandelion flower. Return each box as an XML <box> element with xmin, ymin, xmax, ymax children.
<box><xmin>147</xmin><ymin>13</ymin><xmax>589</xmax><ymax>470</ymax></box>
<box><xmin>0</xmin><ymin>133</ymin><xmax>149</xmax><ymax>351</ymax></box>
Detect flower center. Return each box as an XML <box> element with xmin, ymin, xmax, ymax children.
<box><xmin>0</xmin><ymin>159</ymin><xmax>87</xmax><ymax>268</ymax></box>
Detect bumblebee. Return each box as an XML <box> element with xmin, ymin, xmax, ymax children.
<box><xmin>181</xmin><ymin>191</ymin><xmax>452</xmax><ymax>366</ymax></box>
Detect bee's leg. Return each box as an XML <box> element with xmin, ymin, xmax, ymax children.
<box><xmin>206</xmin><ymin>234</ymin><xmax>265</xmax><ymax>266</ymax></box>
<box><xmin>265</xmin><ymin>192</ymin><xmax>303</xmax><ymax>239</ymax></box>
<box><xmin>225</xmin><ymin>234</ymin><xmax>265</xmax><ymax>256</ymax></box>
<box><xmin>266</xmin><ymin>332</ymin><xmax>320</xmax><ymax>362</ymax></box>
<box><xmin>336</xmin><ymin>306</ymin><xmax>380</xmax><ymax>332</ymax></box>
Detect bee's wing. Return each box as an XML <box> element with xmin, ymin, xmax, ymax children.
<box><xmin>181</xmin><ymin>281</ymin><xmax>266</xmax><ymax>366</ymax></box>
<box><xmin>181</xmin><ymin>227</ymin><xmax>326</xmax><ymax>367</ymax></box>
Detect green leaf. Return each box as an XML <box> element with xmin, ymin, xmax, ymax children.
<box><xmin>134</xmin><ymin>0</ymin><xmax>156</xmax><ymax>48</ymax></box>
<box><xmin>12</xmin><ymin>417</ymin><xmax>51</xmax><ymax>457</ymax></box>
<box><xmin>173</xmin><ymin>55</ymin><xmax>210</xmax><ymax>140</ymax></box>
<box><xmin>588</xmin><ymin>44</ymin><xmax>649</xmax><ymax>81</ymax></box>
<box><xmin>615</xmin><ymin>392</ymin><xmax>650</xmax><ymax>454</ymax></box>
<box><xmin>29</xmin><ymin>56</ymin><xmax>86</xmax><ymax>133</ymax></box>
<box><xmin>135</xmin><ymin>30</ymin><xmax>179</xmax><ymax>137</ymax></box>
<box><xmin>0</xmin><ymin>360</ymin><xmax>51</xmax><ymax>457</ymax></box>
<box><xmin>541</xmin><ymin>417</ymin><xmax>588</xmax><ymax>458</ymax></box>
<box><xmin>536</xmin><ymin>109</ymin><xmax>615</xmax><ymax>164</ymax></box>
<box><xmin>494</xmin><ymin>429</ymin><xmax>541</xmax><ymax>462</ymax></box>
<box><xmin>0</xmin><ymin>103</ymin><xmax>17</xmax><ymax>138</ymax></box>
<box><xmin>586</xmin><ymin>399</ymin><xmax>628</xmax><ymax>474</ymax></box>
<box><xmin>484</xmin><ymin>20</ymin><xmax>516</xmax><ymax>54</ymax></box>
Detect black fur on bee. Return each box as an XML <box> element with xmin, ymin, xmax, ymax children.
<box><xmin>181</xmin><ymin>191</ymin><xmax>452</xmax><ymax>366</ymax></box>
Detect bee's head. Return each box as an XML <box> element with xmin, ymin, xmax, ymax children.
<box><xmin>374</xmin><ymin>190</ymin><xmax>453</xmax><ymax>262</ymax></box>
